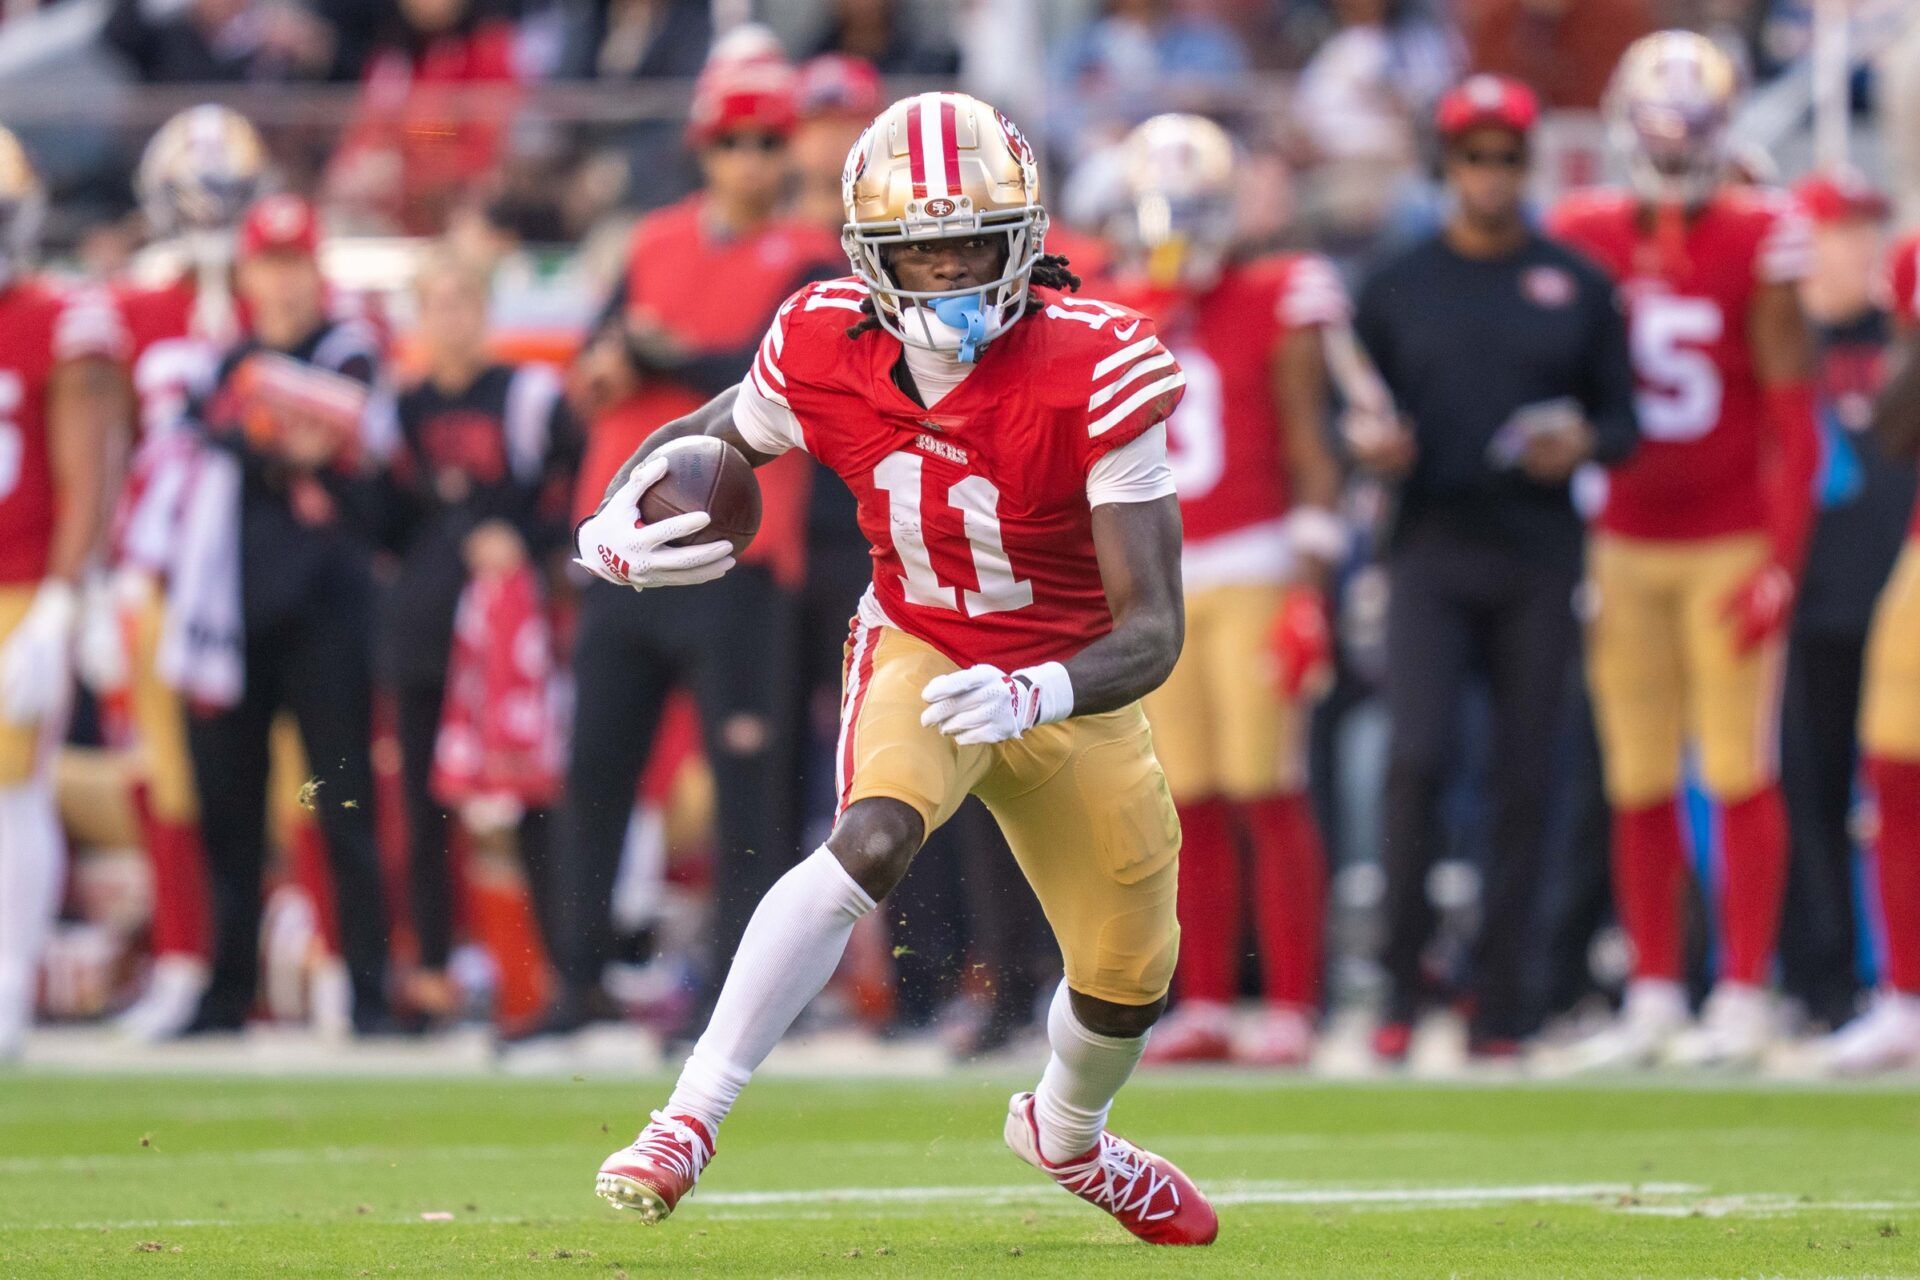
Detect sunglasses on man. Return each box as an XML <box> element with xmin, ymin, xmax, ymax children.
<box><xmin>1453</xmin><ymin>146</ymin><xmax>1529</xmax><ymax>170</ymax></box>
<box><xmin>709</xmin><ymin>132</ymin><xmax>788</xmax><ymax>153</ymax></box>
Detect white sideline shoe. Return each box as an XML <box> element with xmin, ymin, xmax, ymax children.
<box><xmin>117</xmin><ymin>955</ymin><xmax>209</xmax><ymax>1042</ymax></box>
<box><xmin>1668</xmin><ymin>982</ymin><xmax>1773</xmax><ymax>1070</ymax></box>
<box><xmin>1819</xmin><ymin>993</ymin><xmax>1920</xmax><ymax>1077</ymax></box>
<box><xmin>1560</xmin><ymin>980</ymin><xmax>1689</xmax><ymax>1072</ymax></box>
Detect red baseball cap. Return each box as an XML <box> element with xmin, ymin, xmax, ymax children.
<box><xmin>1794</xmin><ymin>167</ymin><xmax>1890</xmax><ymax>224</ymax></box>
<box><xmin>238</xmin><ymin>193</ymin><xmax>320</xmax><ymax>260</ymax></box>
<box><xmin>796</xmin><ymin>54</ymin><xmax>883</xmax><ymax>122</ymax></box>
<box><xmin>1436</xmin><ymin>74</ymin><xmax>1540</xmax><ymax>143</ymax></box>
<box><xmin>688</xmin><ymin>47</ymin><xmax>798</xmax><ymax>146</ymax></box>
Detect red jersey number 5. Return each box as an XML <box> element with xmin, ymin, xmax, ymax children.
<box><xmin>874</xmin><ymin>449</ymin><xmax>1034</xmax><ymax>617</ymax></box>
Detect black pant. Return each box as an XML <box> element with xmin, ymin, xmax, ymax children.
<box><xmin>1379</xmin><ymin>525</ymin><xmax>1580</xmax><ymax>1040</ymax></box>
<box><xmin>1778</xmin><ymin>628</ymin><xmax>1868</xmax><ymax>1026</ymax></box>
<box><xmin>393</xmin><ymin>680</ymin><xmax>555</xmax><ymax>973</ymax></box>
<box><xmin>187</xmin><ymin>599</ymin><xmax>389</xmax><ymax>1028</ymax></box>
<box><xmin>559</xmin><ymin>568</ymin><xmax>798</xmax><ymax>1002</ymax></box>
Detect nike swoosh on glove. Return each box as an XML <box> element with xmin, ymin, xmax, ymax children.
<box><xmin>0</xmin><ymin>579</ymin><xmax>78</xmax><ymax>726</ymax></box>
<box><xmin>575</xmin><ymin>455</ymin><xmax>736</xmax><ymax>591</ymax></box>
<box><xmin>920</xmin><ymin>664</ymin><xmax>1044</xmax><ymax>746</ymax></box>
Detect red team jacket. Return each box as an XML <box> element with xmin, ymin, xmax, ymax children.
<box><xmin>742</xmin><ymin>278</ymin><xmax>1184</xmax><ymax>670</ymax></box>
<box><xmin>0</xmin><ymin>281</ymin><xmax>126</xmax><ymax>585</ymax></box>
<box><xmin>1884</xmin><ymin>230</ymin><xmax>1920</xmax><ymax>540</ymax></box>
<box><xmin>1103</xmin><ymin>255</ymin><xmax>1347</xmax><ymax>552</ymax></box>
<box><xmin>1550</xmin><ymin>186</ymin><xmax>1811</xmax><ymax>541</ymax></box>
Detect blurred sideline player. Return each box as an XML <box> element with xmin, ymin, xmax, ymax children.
<box><xmin>1825</xmin><ymin>224</ymin><xmax>1920</xmax><ymax>1071</ymax></box>
<box><xmin>107</xmin><ymin>104</ymin><xmax>268</xmax><ymax>1040</ymax></box>
<box><xmin>0</xmin><ymin>128</ymin><xmax>130</xmax><ymax>1060</ymax></box>
<box><xmin>1552</xmin><ymin>32</ymin><xmax>1820</xmax><ymax>1069</ymax></box>
<box><xmin>578</xmin><ymin>92</ymin><xmax>1217</xmax><ymax>1243</ymax></box>
<box><xmin>1101</xmin><ymin>114</ymin><xmax>1345</xmax><ymax>1067</ymax></box>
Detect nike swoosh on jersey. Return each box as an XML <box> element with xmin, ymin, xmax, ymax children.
<box><xmin>1112</xmin><ymin>320</ymin><xmax>1140</xmax><ymax>340</ymax></box>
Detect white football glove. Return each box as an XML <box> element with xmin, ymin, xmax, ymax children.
<box><xmin>574</xmin><ymin>455</ymin><xmax>736</xmax><ymax>591</ymax></box>
<box><xmin>920</xmin><ymin>661</ymin><xmax>1074</xmax><ymax>747</ymax></box>
<box><xmin>0</xmin><ymin>579</ymin><xmax>78</xmax><ymax>726</ymax></box>
<box><xmin>74</xmin><ymin>572</ymin><xmax>131</xmax><ymax>697</ymax></box>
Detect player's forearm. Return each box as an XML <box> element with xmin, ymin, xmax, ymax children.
<box><xmin>1060</xmin><ymin>605</ymin><xmax>1184</xmax><ymax>716</ymax></box>
<box><xmin>45</xmin><ymin>359</ymin><xmax>123</xmax><ymax>583</ymax></box>
<box><xmin>597</xmin><ymin>384</ymin><xmax>750</xmax><ymax>507</ymax></box>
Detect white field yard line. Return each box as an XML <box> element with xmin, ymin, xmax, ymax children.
<box><xmin>21</xmin><ymin>1186</ymin><xmax>1920</xmax><ymax>1233</ymax></box>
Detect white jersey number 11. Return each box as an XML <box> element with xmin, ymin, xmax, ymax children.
<box><xmin>874</xmin><ymin>449</ymin><xmax>1034</xmax><ymax>617</ymax></box>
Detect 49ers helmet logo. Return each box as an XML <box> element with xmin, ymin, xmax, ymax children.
<box><xmin>925</xmin><ymin>197</ymin><xmax>956</xmax><ymax>217</ymax></box>
<box><xmin>993</xmin><ymin>109</ymin><xmax>1035</xmax><ymax>169</ymax></box>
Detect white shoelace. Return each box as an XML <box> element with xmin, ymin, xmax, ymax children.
<box><xmin>1057</xmin><ymin>1134</ymin><xmax>1178</xmax><ymax>1222</ymax></box>
<box><xmin>628</xmin><ymin>1110</ymin><xmax>712</xmax><ymax>1186</ymax></box>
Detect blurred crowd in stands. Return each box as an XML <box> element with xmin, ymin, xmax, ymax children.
<box><xmin>5</xmin><ymin>0</ymin><xmax>1920</xmax><ymax>1076</ymax></box>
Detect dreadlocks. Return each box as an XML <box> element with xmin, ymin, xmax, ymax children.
<box><xmin>844</xmin><ymin>253</ymin><xmax>1083</xmax><ymax>341</ymax></box>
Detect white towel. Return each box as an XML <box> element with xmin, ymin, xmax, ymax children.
<box><xmin>156</xmin><ymin>446</ymin><xmax>244</xmax><ymax>708</ymax></box>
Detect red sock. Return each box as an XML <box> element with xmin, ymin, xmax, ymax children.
<box><xmin>1612</xmin><ymin>798</ymin><xmax>1687</xmax><ymax>981</ymax></box>
<box><xmin>290</xmin><ymin>821</ymin><xmax>342</xmax><ymax>953</ymax></box>
<box><xmin>148</xmin><ymin>820</ymin><xmax>211</xmax><ymax>960</ymax></box>
<box><xmin>1867</xmin><ymin>757</ymin><xmax>1920</xmax><ymax>995</ymax></box>
<box><xmin>1718</xmin><ymin>784</ymin><xmax>1789</xmax><ymax>986</ymax></box>
<box><xmin>1244</xmin><ymin>792</ymin><xmax>1325</xmax><ymax>1008</ymax></box>
<box><xmin>1173</xmin><ymin>798</ymin><xmax>1238</xmax><ymax>1004</ymax></box>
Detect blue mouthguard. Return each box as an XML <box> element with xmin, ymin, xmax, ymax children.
<box><xmin>930</xmin><ymin>294</ymin><xmax>988</xmax><ymax>363</ymax></box>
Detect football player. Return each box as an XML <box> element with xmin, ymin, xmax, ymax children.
<box><xmin>577</xmin><ymin>92</ymin><xmax>1217</xmax><ymax>1244</ymax></box>
<box><xmin>1100</xmin><ymin>114</ymin><xmax>1346</xmax><ymax>1066</ymax></box>
<box><xmin>0</xmin><ymin>127</ymin><xmax>130</xmax><ymax>1060</ymax></box>
<box><xmin>1822</xmin><ymin>227</ymin><xmax>1920</xmax><ymax>1072</ymax></box>
<box><xmin>108</xmin><ymin>104</ymin><xmax>269</xmax><ymax>1041</ymax></box>
<box><xmin>1551</xmin><ymin>32</ymin><xmax>1820</xmax><ymax>1069</ymax></box>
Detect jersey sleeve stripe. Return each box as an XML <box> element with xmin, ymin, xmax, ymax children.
<box><xmin>750</xmin><ymin>354</ymin><xmax>790</xmax><ymax>409</ymax></box>
<box><xmin>55</xmin><ymin>294</ymin><xmax>130</xmax><ymax>361</ymax></box>
<box><xmin>757</xmin><ymin>333</ymin><xmax>786</xmax><ymax>386</ymax></box>
<box><xmin>1091</xmin><ymin>333</ymin><xmax>1161</xmax><ymax>379</ymax></box>
<box><xmin>1088</xmin><ymin>371</ymin><xmax>1186</xmax><ymax>438</ymax></box>
<box><xmin>1087</xmin><ymin>349</ymin><xmax>1175</xmax><ymax>410</ymax></box>
<box><xmin>803</xmin><ymin>295</ymin><xmax>866</xmax><ymax>314</ymax></box>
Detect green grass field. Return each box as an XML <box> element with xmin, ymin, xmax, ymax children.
<box><xmin>2</xmin><ymin>1071</ymin><xmax>1918</xmax><ymax>1277</ymax></box>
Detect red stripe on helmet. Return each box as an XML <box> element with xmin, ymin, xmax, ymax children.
<box><xmin>906</xmin><ymin>101</ymin><xmax>927</xmax><ymax>199</ymax></box>
<box><xmin>939</xmin><ymin>98</ymin><xmax>959</xmax><ymax>197</ymax></box>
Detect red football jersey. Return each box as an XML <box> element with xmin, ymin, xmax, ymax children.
<box><xmin>574</xmin><ymin>196</ymin><xmax>841</xmax><ymax>589</ymax></box>
<box><xmin>1887</xmin><ymin>232</ymin><xmax>1920</xmax><ymax>539</ymax></box>
<box><xmin>117</xmin><ymin>277</ymin><xmax>226</xmax><ymax>440</ymax></box>
<box><xmin>744</xmin><ymin>278</ymin><xmax>1184</xmax><ymax>670</ymax></box>
<box><xmin>1104</xmin><ymin>255</ymin><xmax>1347</xmax><ymax>547</ymax></box>
<box><xmin>0</xmin><ymin>280</ymin><xmax>127</xmax><ymax>584</ymax></box>
<box><xmin>1550</xmin><ymin>186</ymin><xmax>1811</xmax><ymax>540</ymax></box>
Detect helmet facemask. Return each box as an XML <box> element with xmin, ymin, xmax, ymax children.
<box><xmin>843</xmin><ymin>203</ymin><xmax>1047</xmax><ymax>359</ymax></box>
<box><xmin>0</xmin><ymin>190</ymin><xmax>44</xmax><ymax>291</ymax></box>
<box><xmin>1614</xmin><ymin>96</ymin><xmax>1729</xmax><ymax>208</ymax></box>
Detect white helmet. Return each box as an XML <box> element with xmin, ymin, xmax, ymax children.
<box><xmin>0</xmin><ymin>126</ymin><xmax>43</xmax><ymax>290</ymax></box>
<box><xmin>1606</xmin><ymin>31</ymin><xmax>1740</xmax><ymax>207</ymax></box>
<box><xmin>1119</xmin><ymin>113</ymin><xmax>1237</xmax><ymax>287</ymax></box>
<box><xmin>138</xmin><ymin>104</ymin><xmax>269</xmax><ymax>244</ymax></box>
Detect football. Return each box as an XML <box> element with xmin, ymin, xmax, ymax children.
<box><xmin>638</xmin><ymin>434</ymin><xmax>762</xmax><ymax>555</ymax></box>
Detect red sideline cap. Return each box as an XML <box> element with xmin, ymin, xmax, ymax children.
<box><xmin>1795</xmin><ymin>167</ymin><xmax>1890</xmax><ymax>224</ymax></box>
<box><xmin>796</xmin><ymin>54</ymin><xmax>883</xmax><ymax>121</ymax></box>
<box><xmin>688</xmin><ymin>54</ymin><xmax>798</xmax><ymax>145</ymax></box>
<box><xmin>1436</xmin><ymin>74</ymin><xmax>1539</xmax><ymax>142</ymax></box>
<box><xmin>239</xmin><ymin>193</ymin><xmax>320</xmax><ymax>259</ymax></box>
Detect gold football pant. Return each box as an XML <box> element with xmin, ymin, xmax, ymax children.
<box><xmin>837</xmin><ymin>620</ymin><xmax>1181</xmax><ymax>1006</ymax></box>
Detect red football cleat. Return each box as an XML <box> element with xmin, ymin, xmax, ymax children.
<box><xmin>594</xmin><ymin>1110</ymin><xmax>715</xmax><ymax>1224</ymax></box>
<box><xmin>1004</xmin><ymin>1091</ymin><xmax>1218</xmax><ymax>1246</ymax></box>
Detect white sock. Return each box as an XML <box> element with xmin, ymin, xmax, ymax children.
<box><xmin>665</xmin><ymin>846</ymin><xmax>875</xmax><ymax>1132</ymax></box>
<box><xmin>1032</xmin><ymin>980</ymin><xmax>1148</xmax><ymax>1165</ymax></box>
<box><xmin>0</xmin><ymin>782</ymin><xmax>65</xmax><ymax>1052</ymax></box>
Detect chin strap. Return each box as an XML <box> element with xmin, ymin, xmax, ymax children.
<box><xmin>930</xmin><ymin>294</ymin><xmax>989</xmax><ymax>363</ymax></box>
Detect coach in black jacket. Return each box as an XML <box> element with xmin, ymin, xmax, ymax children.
<box><xmin>1351</xmin><ymin>77</ymin><xmax>1638</xmax><ymax>1056</ymax></box>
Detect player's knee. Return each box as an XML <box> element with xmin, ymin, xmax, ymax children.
<box><xmin>827</xmin><ymin>798</ymin><xmax>925</xmax><ymax>901</ymax></box>
<box><xmin>1070</xmin><ymin>987</ymin><xmax>1167</xmax><ymax>1039</ymax></box>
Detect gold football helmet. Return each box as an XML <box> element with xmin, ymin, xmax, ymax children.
<box><xmin>1119</xmin><ymin>113</ymin><xmax>1236</xmax><ymax>288</ymax></box>
<box><xmin>0</xmin><ymin>126</ymin><xmax>44</xmax><ymax>289</ymax></box>
<box><xmin>137</xmin><ymin>104</ymin><xmax>268</xmax><ymax>242</ymax></box>
<box><xmin>1606</xmin><ymin>31</ymin><xmax>1740</xmax><ymax>207</ymax></box>
<box><xmin>841</xmin><ymin>91</ymin><xmax>1046</xmax><ymax>353</ymax></box>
